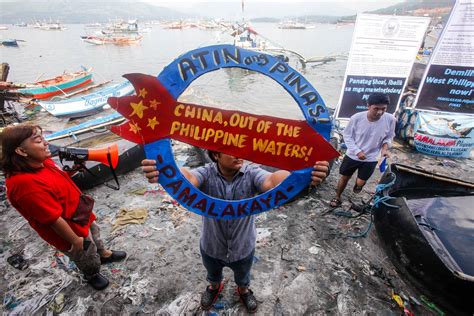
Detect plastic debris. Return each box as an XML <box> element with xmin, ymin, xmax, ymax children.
<box><xmin>392</xmin><ymin>291</ymin><xmax>414</xmax><ymax>316</ymax></box>
<box><xmin>3</xmin><ymin>292</ymin><xmax>22</xmax><ymax>310</ymax></box>
<box><xmin>129</xmin><ymin>187</ymin><xmax>148</xmax><ymax>195</ymax></box>
<box><xmin>420</xmin><ymin>295</ymin><xmax>445</xmax><ymax>316</ymax></box>
<box><xmin>48</xmin><ymin>293</ymin><xmax>65</xmax><ymax>313</ymax></box>
<box><xmin>7</xmin><ymin>254</ymin><xmax>29</xmax><ymax>270</ymax></box>
<box><xmin>308</xmin><ymin>246</ymin><xmax>321</xmax><ymax>255</ymax></box>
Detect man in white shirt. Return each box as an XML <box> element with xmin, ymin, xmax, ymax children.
<box><xmin>330</xmin><ymin>93</ymin><xmax>396</xmax><ymax>207</ymax></box>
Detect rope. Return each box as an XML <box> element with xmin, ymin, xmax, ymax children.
<box><xmin>333</xmin><ymin>171</ymin><xmax>399</xmax><ymax>238</ymax></box>
<box><xmin>373</xmin><ymin>173</ymin><xmax>399</xmax><ymax>209</ymax></box>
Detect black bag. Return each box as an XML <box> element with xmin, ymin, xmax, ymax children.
<box><xmin>71</xmin><ymin>194</ymin><xmax>94</xmax><ymax>226</ymax></box>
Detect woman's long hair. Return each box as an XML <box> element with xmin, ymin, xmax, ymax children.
<box><xmin>1</xmin><ymin>124</ymin><xmax>42</xmax><ymax>177</ymax></box>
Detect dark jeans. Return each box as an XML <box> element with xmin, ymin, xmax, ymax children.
<box><xmin>200</xmin><ymin>247</ymin><xmax>255</xmax><ymax>288</ymax></box>
<box><xmin>64</xmin><ymin>222</ymin><xmax>104</xmax><ymax>277</ymax></box>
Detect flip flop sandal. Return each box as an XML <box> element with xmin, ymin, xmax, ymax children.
<box><xmin>353</xmin><ymin>184</ymin><xmax>364</xmax><ymax>194</ymax></box>
<box><xmin>329</xmin><ymin>198</ymin><xmax>342</xmax><ymax>208</ymax></box>
<box><xmin>7</xmin><ymin>254</ymin><xmax>29</xmax><ymax>270</ymax></box>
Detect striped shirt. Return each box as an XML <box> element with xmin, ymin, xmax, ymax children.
<box><xmin>191</xmin><ymin>163</ymin><xmax>269</xmax><ymax>262</ymax></box>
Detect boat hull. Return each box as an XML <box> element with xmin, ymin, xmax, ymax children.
<box><xmin>45</xmin><ymin>113</ymin><xmax>124</xmax><ymax>142</ymax></box>
<box><xmin>69</xmin><ymin>140</ymin><xmax>145</xmax><ymax>190</ymax></box>
<box><xmin>39</xmin><ymin>81</ymin><xmax>134</xmax><ymax>118</ymax></box>
<box><xmin>1</xmin><ymin>39</ymin><xmax>18</xmax><ymax>47</ymax></box>
<box><xmin>17</xmin><ymin>73</ymin><xmax>93</xmax><ymax>99</ymax></box>
<box><xmin>374</xmin><ymin>164</ymin><xmax>474</xmax><ymax>314</ymax></box>
<box><xmin>49</xmin><ymin>138</ymin><xmax>144</xmax><ymax>190</ymax></box>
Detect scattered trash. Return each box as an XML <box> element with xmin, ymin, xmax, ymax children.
<box><xmin>392</xmin><ymin>291</ymin><xmax>414</xmax><ymax>316</ymax></box>
<box><xmin>252</xmin><ymin>256</ymin><xmax>259</xmax><ymax>264</ymax></box>
<box><xmin>3</xmin><ymin>292</ymin><xmax>22</xmax><ymax>310</ymax></box>
<box><xmin>440</xmin><ymin>159</ymin><xmax>457</xmax><ymax>168</ymax></box>
<box><xmin>7</xmin><ymin>253</ymin><xmax>29</xmax><ymax>270</ymax></box>
<box><xmin>53</xmin><ymin>251</ymin><xmax>76</xmax><ymax>271</ymax></box>
<box><xmin>420</xmin><ymin>295</ymin><xmax>445</xmax><ymax>316</ymax></box>
<box><xmin>256</xmin><ymin>228</ymin><xmax>271</xmax><ymax>242</ymax></box>
<box><xmin>113</xmin><ymin>208</ymin><xmax>148</xmax><ymax>231</ymax></box>
<box><xmin>48</xmin><ymin>293</ymin><xmax>65</xmax><ymax>314</ymax></box>
<box><xmin>308</xmin><ymin>245</ymin><xmax>321</xmax><ymax>255</ymax></box>
<box><xmin>129</xmin><ymin>187</ymin><xmax>148</xmax><ymax>195</ymax></box>
<box><xmin>297</xmin><ymin>266</ymin><xmax>306</xmax><ymax>272</ymax></box>
<box><xmin>409</xmin><ymin>295</ymin><xmax>421</xmax><ymax>306</ymax></box>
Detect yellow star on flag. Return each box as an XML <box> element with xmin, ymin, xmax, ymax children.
<box><xmin>149</xmin><ymin>99</ymin><xmax>160</xmax><ymax>110</ymax></box>
<box><xmin>138</xmin><ymin>88</ymin><xmax>148</xmax><ymax>98</ymax></box>
<box><xmin>129</xmin><ymin>122</ymin><xmax>142</xmax><ymax>134</ymax></box>
<box><xmin>129</xmin><ymin>100</ymin><xmax>148</xmax><ymax>119</ymax></box>
<box><xmin>147</xmin><ymin>117</ymin><xmax>159</xmax><ymax>130</ymax></box>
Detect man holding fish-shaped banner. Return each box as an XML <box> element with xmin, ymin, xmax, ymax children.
<box><xmin>108</xmin><ymin>45</ymin><xmax>339</xmax><ymax>312</ymax></box>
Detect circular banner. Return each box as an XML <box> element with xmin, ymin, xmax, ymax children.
<box><xmin>108</xmin><ymin>44</ymin><xmax>338</xmax><ymax>219</ymax></box>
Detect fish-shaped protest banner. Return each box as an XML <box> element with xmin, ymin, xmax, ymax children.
<box><xmin>109</xmin><ymin>73</ymin><xmax>338</xmax><ymax>170</ymax></box>
<box><xmin>108</xmin><ymin>45</ymin><xmax>339</xmax><ymax>219</ymax></box>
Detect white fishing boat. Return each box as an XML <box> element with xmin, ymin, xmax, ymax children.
<box><xmin>278</xmin><ymin>20</ymin><xmax>307</xmax><ymax>29</ymax></box>
<box><xmin>81</xmin><ymin>34</ymin><xmax>143</xmax><ymax>45</ymax></box>
<box><xmin>230</xmin><ymin>23</ymin><xmax>310</xmax><ymax>68</ymax></box>
<box><xmin>39</xmin><ymin>81</ymin><xmax>134</xmax><ymax>118</ymax></box>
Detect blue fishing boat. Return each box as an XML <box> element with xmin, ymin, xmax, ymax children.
<box><xmin>45</xmin><ymin>113</ymin><xmax>124</xmax><ymax>141</ymax></box>
<box><xmin>39</xmin><ymin>81</ymin><xmax>134</xmax><ymax>118</ymax></box>
<box><xmin>0</xmin><ymin>39</ymin><xmax>19</xmax><ymax>47</ymax></box>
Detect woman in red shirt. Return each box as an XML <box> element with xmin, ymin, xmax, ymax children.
<box><xmin>1</xmin><ymin>123</ymin><xmax>126</xmax><ymax>290</ymax></box>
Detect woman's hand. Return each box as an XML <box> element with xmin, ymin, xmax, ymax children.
<box><xmin>70</xmin><ymin>236</ymin><xmax>84</xmax><ymax>255</ymax></box>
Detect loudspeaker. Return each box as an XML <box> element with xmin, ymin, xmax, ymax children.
<box><xmin>58</xmin><ymin>143</ymin><xmax>119</xmax><ymax>168</ymax></box>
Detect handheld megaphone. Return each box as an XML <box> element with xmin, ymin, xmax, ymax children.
<box><xmin>56</xmin><ymin>144</ymin><xmax>120</xmax><ymax>190</ymax></box>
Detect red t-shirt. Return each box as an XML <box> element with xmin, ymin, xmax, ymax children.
<box><xmin>6</xmin><ymin>159</ymin><xmax>96</xmax><ymax>251</ymax></box>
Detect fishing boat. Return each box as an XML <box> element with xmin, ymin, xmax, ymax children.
<box><xmin>0</xmin><ymin>39</ymin><xmax>19</xmax><ymax>47</ymax></box>
<box><xmin>374</xmin><ymin>163</ymin><xmax>474</xmax><ymax>314</ymax></box>
<box><xmin>39</xmin><ymin>22</ymin><xmax>66</xmax><ymax>31</ymax></box>
<box><xmin>231</xmin><ymin>24</ymin><xmax>309</xmax><ymax>67</ymax></box>
<box><xmin>38</xmin><ymin>81</ymin><xmax>134</xmax><ymax>118</ymax></box>
<box><xmin>81</xmin><ymin>34</ymin><xmax>143</xmax><ymax>45</ymax></box>
<box><xmin>14</xmin><ymin>68</ymin><xmax>93</xmax><ymax>99</ymax></box>
<box><xmin>101</xmin><ymin>19</ymin><xmax>139</xmax><ymax>34</ymax></box>
<box><xmin>44</xmin><ymin>113</ymin><xmax>124</xmax><ymax>142</ymax></box>
<box><xmin>278</xmin><ymin>20</ymin><xmax>307</xmax><ymax>29</ymax></box>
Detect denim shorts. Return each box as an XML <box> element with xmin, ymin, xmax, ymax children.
<box><xmin>200</xmin><ymin>247</ymin><xmax>255</xmax><ymax>288</ymax></box>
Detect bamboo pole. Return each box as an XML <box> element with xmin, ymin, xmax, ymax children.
<box><xmin>1</xmin><ymin>63</ymin><xmax>10</xmax><ymax>111</ymax></box>
<box><xmin>396</xmin><ymin>164</ymin><xmax>474</xmax><ymax>188</ymax></box>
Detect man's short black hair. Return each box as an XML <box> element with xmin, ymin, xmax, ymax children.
<box><xmin>367</xmin><ymin>93</ymin><xmax>390</xmax><ymax>106</ymax></box>
<box><xmin>207</xmin><ymin>150</ymin><xmax>218</xmax><ymax>162</ymax></box>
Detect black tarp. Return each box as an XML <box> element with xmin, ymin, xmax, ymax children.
<box><xmin>407</xmin><ymin>196</ymin><xmax>474</xmax><ymax>276</ymax></box>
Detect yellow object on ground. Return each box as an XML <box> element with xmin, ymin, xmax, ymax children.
<box><xmin>113</xmin><ymin>208</ymin><xmax>148</xmax><ymax>231</ymax></box>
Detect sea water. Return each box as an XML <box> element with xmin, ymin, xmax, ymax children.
<box><xmin>1</xmin><ymin>23</ymin><xmax>353</xmax><ymax>120</ymax></box>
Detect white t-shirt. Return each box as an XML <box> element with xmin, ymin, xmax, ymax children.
<box><xmin>344</xmin><ymin>111</ymin><xmax>396</xmax><ymax>162</ymax></box>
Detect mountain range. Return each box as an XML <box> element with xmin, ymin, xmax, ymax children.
<box><xmin>0</xmin><ymin>0</ymin><xmax>455</xmax><ymax>24</ymax></box>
